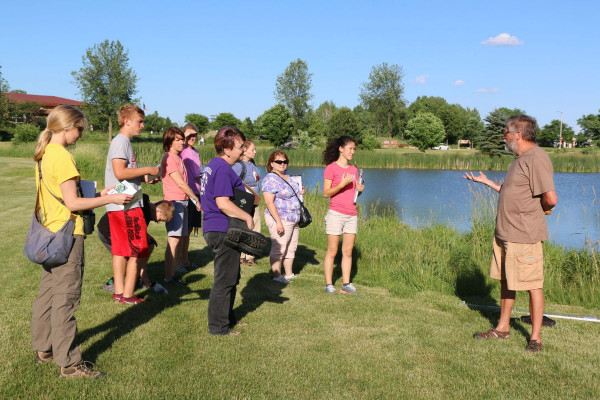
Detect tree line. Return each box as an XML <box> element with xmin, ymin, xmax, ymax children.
<box><xmin>2</xmin><ymin>41</ymin><xmax>600</xmax><ymax>154</ymax></box>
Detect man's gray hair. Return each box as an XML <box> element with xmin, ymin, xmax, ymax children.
<box><xmin>506</xmin><ymin>114</ymin><xmax>538</xmax><ymax>142</ymax></box>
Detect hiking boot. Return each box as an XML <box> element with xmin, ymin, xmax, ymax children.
<box><xmin>60</xmin><ymin>361</ymin><xmax>105</xmax><ymax>379</ymax></box>
<box><xmin>102</xmin><ymin>277</ymin><xmax>114</xmax><ymax>293</ymax></box>
<box><xmin>224</xmin><ymin>217</ymin><xmax>269</xmax><ymax>257</ymax></box>
<box><xmin>526</xmin><ymin>340</ymin><xmax>543</xmax><ymax>352</ymax></box>
<box><xmin>273</xmin><ymin>275</ymin><xmax>290</xmax><ymax>284</ymax></box>
<box><xmin>340</xmin><ymin>283</ymin><xmax>358</xmax><ymax>295</ymax></box>
<box><xmin>119</xmin><ymin>295</ymin><xmax>145</xmax><ymax>304</ymax></box>
<box><xmin>34</xmin><ymin>350</ymin><xmax>53</xmax><ymax>365</ymax></box>
<box><xmin>325</xmin><ymin>284</ymin><xmax>336</xmax><ymax>294</ymax></box>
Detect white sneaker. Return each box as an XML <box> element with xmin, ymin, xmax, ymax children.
<box><xmin>284</xmin><ymin>274</ymin><xmax>297</xmax><ymax>280</ymax></box>
<box><xmin>273</xmin><ymin>275</ymin><xmax>290</xmax><ymax>284</ymax></box>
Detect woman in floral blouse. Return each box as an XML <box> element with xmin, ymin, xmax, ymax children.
<box><xmin>262</xmin><ymin>150</ymin><xmax>305</xmax><ymax>284</ymax></box>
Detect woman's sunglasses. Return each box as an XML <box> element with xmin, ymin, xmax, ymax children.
<box><xmin>273</xmin><ymin>160</ymin><xmax>288</xmax><ymax>165</ymax></box>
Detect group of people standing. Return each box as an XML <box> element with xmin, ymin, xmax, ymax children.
<box><xmin>28</xmin><ymin>104</ymin><xmax>366</xmax><ymax>377</ymax></box>
<box><xmin>29</xmin><ymin>100</ymin><xmax>554</xmax><ymax>382</ymax></box>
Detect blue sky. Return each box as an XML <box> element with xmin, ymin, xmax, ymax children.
<box><xmin>1</xmin><ymin>0</ymin><xmax>599</xmax><ymax>130</ymax></box>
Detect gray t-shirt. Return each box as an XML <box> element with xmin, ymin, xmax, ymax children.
<box><xmin>104</xmin><ymin>134</ymin><xmax>143</xmax><ymax>212</ymax></box>
<box><xmin>232</xmin><ymin>160</ymin><xmax>261</xmax><ymax>193</ymax></box>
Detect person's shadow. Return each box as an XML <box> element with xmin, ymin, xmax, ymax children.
<box><xmin>292</xmin><ymin>244</ymin><xmax>319</xmax><ymax>275</ymax></box>
<box><xmin>77</xmin><ymin>261</ymin><xmax>210</xmax><ymax>363</ymax></box>
<box><xmin>234</xmin><ymin>272</ymin><xmax>289</xmax><ymax>323</ymax></box>
<box><xmin>452</xmin><ymin>247</ymin><xmax>530</xmax><ymax>339</ymax></box>
<box><xmin>188</xmin><ymin>245</ymin><xmax>215</xmax><ymax>269</ymax></box>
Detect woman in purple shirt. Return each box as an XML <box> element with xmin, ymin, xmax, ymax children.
<box><xmin>200</xmin><ymin>127</ymin><xmax>252</xmax><ymax>335</ymax></box>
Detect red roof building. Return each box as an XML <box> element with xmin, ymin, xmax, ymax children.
<box><xmin>4</xmin><ymin>93</ymin><xmax>81</xmax><ymax>114</ymax></box>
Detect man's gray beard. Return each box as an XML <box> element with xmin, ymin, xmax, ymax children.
<box><xmin>505</xmin><ymin>141</ymin><xmax>516</xmax><ymax>154</ymax></box>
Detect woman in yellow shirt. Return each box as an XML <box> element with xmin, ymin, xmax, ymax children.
<box><xmin>30</xmin><ymin>105</ymin><xmax>132</xmax><ymax>379</ymax></box>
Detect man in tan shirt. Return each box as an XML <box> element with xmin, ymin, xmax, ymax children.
<box><xmin>464</xmin><ymin>114</ymin><xmax>557</xmax><ymax>352</ymax></box>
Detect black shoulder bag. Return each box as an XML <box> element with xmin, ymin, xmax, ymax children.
<box><xmin>277</xmin><ymin>175</ymin><xmax>312</xmax><ymax>228</ymax></box>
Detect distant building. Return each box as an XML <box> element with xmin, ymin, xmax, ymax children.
<box><xmin>4</xmin><ymin>93</ymin><xmax>81</xmax><ymax>115</ymax></box>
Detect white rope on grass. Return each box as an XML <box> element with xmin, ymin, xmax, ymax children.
<box><xmin>459</xmin><ymin>301</ymin><xmax>600</xmax><ymax>323</ymax></box>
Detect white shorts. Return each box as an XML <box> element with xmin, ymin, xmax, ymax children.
<box><xmin>325</xmin><ymin>209</ymin><xmax>358</xmax><ymax>236</ymax></box>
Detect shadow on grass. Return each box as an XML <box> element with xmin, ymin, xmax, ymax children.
<box><xmin>78</xmin><ymin>261</ymin><xmax>209</xmax><ymax>363</ymax></box>
<box><xmin>454</xmin><ymin>255</ymin><xmax>530</xmax><ymax>340</ymax></box>
<box><xmin>331</xmin><ymin>247</ymin><xmax>361</xmax><ymax>285</ymax></box>
<box><xmin>188</xmin><ymin>245</ymin><xmax>215</xmax><ymax>269</ymax></box>
<box><xmin>234</xmin><ymin>272</ymin><xmax>289</xmax><ymax>323</ymax></box>
<box><xmin>292</xmin><ymin>244</ymin><xmax>319</xmax><ymax>275</ymax></box>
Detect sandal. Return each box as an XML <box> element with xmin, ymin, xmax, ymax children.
<box><xmin>473</xmin><ymin>328</ymin><xmax>510</xmax><ymax>339</ymax></box>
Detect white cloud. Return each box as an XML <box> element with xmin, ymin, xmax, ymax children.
<box><xmin>415</xmin><ymin>74</ymin><xmax>430</xmax><ymax>84</ymax></box>
<box><xmin>454</xmin><ymin>80</ymin><xmax>465</xmax><ymax>86</ymax></box>
<box><xmin>481</xmin><ymin>33</ymin><xmax>524</xmax><ymax>46</ymax></box>
<box><xmin>475</xmin><ymin>88</ymin><xmax>499</xmax><ymax>93</ymax></box>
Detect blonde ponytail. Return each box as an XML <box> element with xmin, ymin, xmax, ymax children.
<box><xmin>32</xmin><ymin>105</ymin><xmax>85</xmax><ymax>161</ymax></box>
<box><xmin>33</xmin><ymin>129</ymin><xmax>52</xmax><ymax>161</ymax></box>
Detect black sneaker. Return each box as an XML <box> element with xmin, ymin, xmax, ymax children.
<box><xmin>164</xmin><ymin>276</ymin><xmax>186</xmax><ymax>286</ymax></box>
<box><xmin>224</xmin><ymin>218</ymin><xmax>268</xmax><ymax>256</ymax></box>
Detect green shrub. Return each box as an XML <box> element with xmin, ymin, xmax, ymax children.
<box><xmin>11</xmin><ymin>124</ymin><xmax>39</xmax><ymax>144</ymax></box>
<box><xmin>360</xmin><ymin>134</ymin><xmax>379</xmax><ymax>150</ymax></box>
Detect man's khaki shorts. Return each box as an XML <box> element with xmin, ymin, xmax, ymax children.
<box><xmin>490</xmin><ymin>237</ymin><xmax>544</xmax><ymax>291</ymax></box>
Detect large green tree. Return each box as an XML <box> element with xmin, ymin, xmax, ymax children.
<box><xmin>539</xmin><ymin>120</ymin><xmax>574</xmax><ymax>147</ymax></box>
<box><xmin>405</xmin><ymin>112</ymin><xmax>445</xmax><ymax>152</ymax></box>
<box><xmin>359</xmin><ymin>62</ymin><xmax>405</xmax><ymax>136</ymax></box>
<box><xmin>407</xmin><ymin>96</ymin><xmax>481</xmax><ymax>144</ymax></box>
<box><xmin>275</xmin><ymin>59</ymin><xmax>313</xmax><ymax>129</ymax></box>
<box><xmin>326</xmin><ymin>107</ymin><xmax>360</xmax><ymax>141</ymax></box>
<box><xmin>0</xmin><ymin>66</ymin><xmax>9</xmax><ymax>128</ymax></box>
<box><xmin>479</xmin><ymin>108</ymin><xmax>525</xmax><ymax>157</ymax></box>
<box><xmin>185</xmin><ymin>113</ymin><xmax>210</xmax><ymax>134</ymax></box>
<box><xmin>71</xmin><ymin>40</ymin><xmax>138</xmax><ymax>142</ymax></box>
<box><xmin>212</xmin><ymin>112</ymin><xmax>240</xmax><ymax>130</ymax></box>
<box><xmin>255</xmin><ymin>104</ymin><xmax>294</xmax><ymax>147</ymax></box>
<box><xmin>577</xmin><ymin>111</ymin><xmax>600</xmax><ymax>142</ymax></box>
<box><xmin>143</xmin><ymin>111</ymin><xmax>173</xmax><ymax>134</ymax></box>
<box><xmin>240</xmin><ymin>117</ymin><xmax>255</xmax><ymax>139</ymax></box>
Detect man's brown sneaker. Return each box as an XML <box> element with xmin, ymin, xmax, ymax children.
<box><xmin>34</xmin><ymin>350</ymin><xmax>53</xmax><ymax>365</ymax></box>
<box><xmin>60</xmin><ymin>362</ymin><xmax>106</xmax><ymax>379</ymax></box>
<box><xmin>526</xmin><ymin>340</ymin><xmax>543</xmax><ymax>352</ymax></box>
<box><xmin>473</xmin><ymin>328</ymin><xmax>510</xmax><ymax>339</ymax></box>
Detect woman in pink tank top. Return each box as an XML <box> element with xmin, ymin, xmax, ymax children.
<box><xmin>322</xmin><ymin>136</ymin><xmax>365</xmax><ymax>295</ymax></box>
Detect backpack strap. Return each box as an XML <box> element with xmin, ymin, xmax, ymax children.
<box><xmin>235</xmin><ymin>160</ymin><xmax>247</xmax><ymax>181</ymax></box>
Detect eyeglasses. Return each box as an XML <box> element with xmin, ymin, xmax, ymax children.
<box><xmin>76</xmin><ymin>125</ymin><xmax>84</xmax><ymax>133</ymax></box>
<box><xmin>273</xmin><ymin>160</ymin><xmax>289</xmax><ymax>165</ymax></box>
<box><xmin>186</xmin><ymin>133</ymin><xmax>198</xmax><ymax>138</ymax></box>
<box><xmin>235</xmin><ymin>144</ymin><xmax>245</xmax><ymax>151</ymax></box>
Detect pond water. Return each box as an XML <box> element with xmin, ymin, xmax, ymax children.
<box><xmin>254</xmin><ymin>165</ymin><xmax>600</xmax><ymax>250</ymax></box>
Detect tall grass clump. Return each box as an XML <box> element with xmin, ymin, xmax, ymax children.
<box><xmin>299</xmin><ymin>187</ymin><xmax>600</xmax><ymax>309</ymax></box>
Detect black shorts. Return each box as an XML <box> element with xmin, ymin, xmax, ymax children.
<box><xmin>188</xmin><ymin>198</ymin><xmax>202</xmax><ymax>229</ymax></box>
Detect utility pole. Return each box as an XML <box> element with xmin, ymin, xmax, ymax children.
<box><xmin>557</xmin><ymin>111</ymin><xmax>563</xmax><ymax>148</ymax></box>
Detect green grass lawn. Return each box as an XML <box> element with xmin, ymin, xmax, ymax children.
<box><xmin>1</xmin><ymin>157</ymin><xmax>600</xmax><ymax>399</ymax></box>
